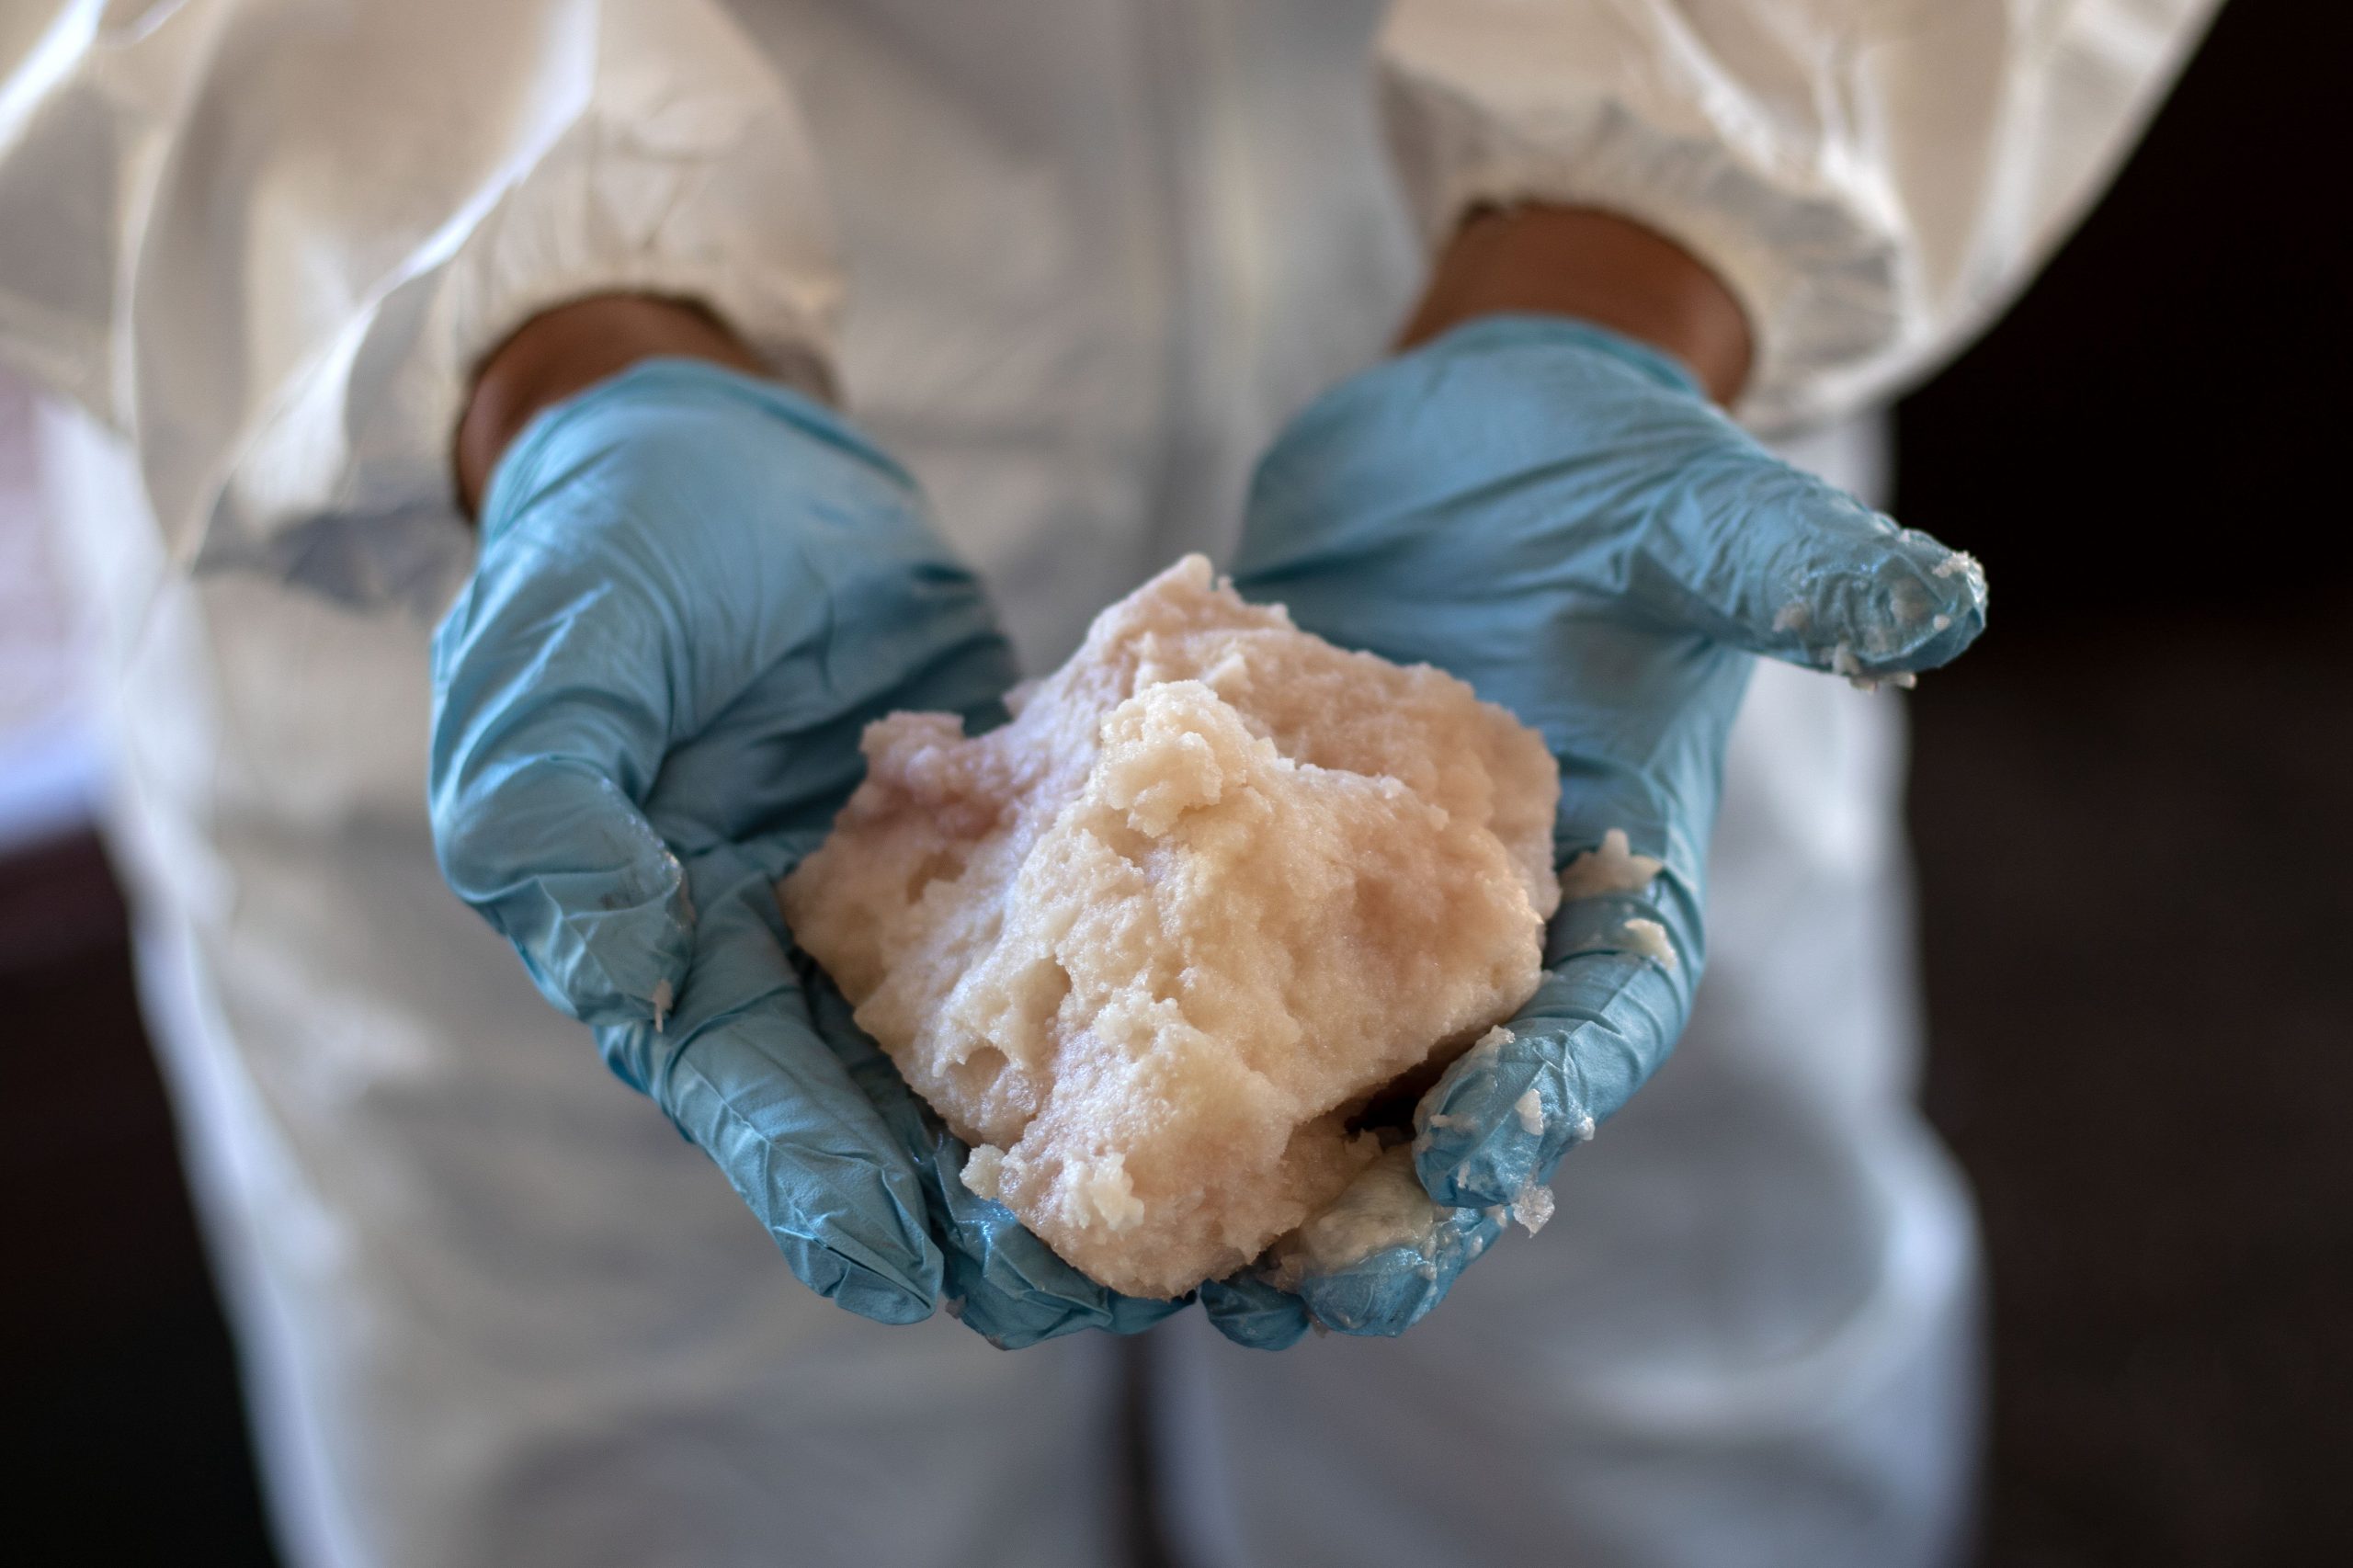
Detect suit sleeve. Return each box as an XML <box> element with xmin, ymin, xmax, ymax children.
<box><xmin>0</xmin><ymin>0</ymin><xmax>841</xmax><ymax>604</ymax></box>
<box><xmin>1379</xmin><ymin>0</ymin><xmax>2222</xmax><ymax>431</ymax></box>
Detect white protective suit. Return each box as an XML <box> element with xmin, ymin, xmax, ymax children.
<box><xmin>2</xmin><ymin>2</ymin><xmax>2216</xmax><ymax>1565</ymax></box>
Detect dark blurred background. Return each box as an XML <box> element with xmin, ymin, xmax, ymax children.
<box><xmin>1891</xmin><ymin>0</ymin><xmax>2353</xmax><ymax>1556</ymax></box>
<box><xmin>5</xmin><ymin>1</ymin><xmax>2346</xmax><ymax>1562</ymax></box>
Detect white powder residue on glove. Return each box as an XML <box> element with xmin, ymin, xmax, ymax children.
<box><xmin>1557</xmin><ymin>828</ymin><xmax>1662</xmax><ymax>900</ymax></box>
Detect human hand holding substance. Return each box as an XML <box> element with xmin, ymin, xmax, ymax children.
<box><xmin>781</xmin><ymin>558</ymin><xmax>1565</xmax><ymax>1301</ymax></box>
<box><xmin>771</xmin><ymin>210</ymin><xmax>1984</xmax><ymax>1346</ymax></box>
<box><xmin>1199</xmin><ymin>207</ymin><xmax>1989</xmax><ymax>1344</ymax></box>
<box><xmin>430</xmin><ymin>298</ymin><xmax>1184</xmax><ymax>1347</ymax></box>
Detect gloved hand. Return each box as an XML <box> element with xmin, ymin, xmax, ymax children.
<box><xmin>429</xmin><ymin>359</ymin><xmax>1182</xmax><ymax>1347</ymax></box>
<box><xmin>1200</xmin><ymin>314</ymin><xmax>1988</xmax><ymax>1346</ymax></box>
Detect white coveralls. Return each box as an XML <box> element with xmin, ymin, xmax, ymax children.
<box><xmin>2</xmin><ymin>3</ymin><xmax>2216</xmax><ymax>1564</ymax></box>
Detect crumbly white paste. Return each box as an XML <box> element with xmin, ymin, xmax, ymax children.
<box><xmin>780</xmin><ymin>557</ymin><xmax>1561</xmax><ymax>1297</ymax></box>
<box><xmin>960</xmin><ymin>1142</ymin><xmax>1006</xmax><ymax>1201</ymax></box>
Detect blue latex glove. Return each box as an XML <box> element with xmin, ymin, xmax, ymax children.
<box><xmin>1202</xmin><ymin>315</ymin><xmax>1988</xmax><ymax>1347</ymax></box>
<box><xmin>429</xmin><ymin>360</ymin><xmax>1182</xmax><ymax>1348</ymax></box>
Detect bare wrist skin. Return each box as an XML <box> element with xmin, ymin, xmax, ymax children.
<box><xmin>1398</xmin><ymin>206</ymin><xmax>1754</xmax><ymax>405</ymax></box>
<box><xmin>454</xmin><ymin>293</ymin><xmax>805</xmax><ymax>517</ymax></box>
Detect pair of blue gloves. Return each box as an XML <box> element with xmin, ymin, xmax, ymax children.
<box><xmin>428</xmin><ymin>316</ymin><xmax>1984</xmax><ymax>1350</ymax></box>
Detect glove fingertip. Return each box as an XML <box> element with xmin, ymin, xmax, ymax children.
<box><xmin>935</xmin><ymin>1204</ymin><xmax>1149</xmax><ymax>1349</ymax></box>
<box><xmin>1417</xmin><ymin>935</ymin><xmax>1688</xmax><ymax>1207</ymax></box>
<box><xmin>1294</xmin><ymin>1212</ymin><xmax>1502</xmax><ymax>1337</ymax></box>
<box><xmin>1756</xmin><ymin>518</ymin><xmax>1990</xmax><ymax>683</ymax></box>
<box><xmin>762</xmin><ymin>1180</ymin><xmax>947</xmax><ymax>1328</ymax></box>
<box><xmin>1199</xmin><ymin>1277</ymin><xmax>1313</xmax><ymax>1350</ymax></box>
<box><xmin>770</xmin><ymin>1164</ymin><xmax>946</xmax><ymax>1326</ymax></box>
<box><xmin>1412</xmin><ymin>1028</ymin><xmax>1553</xmax><ymax>1208</ymax></box>
<box><xmin>803</xmin><ymin>1246</ymin><xmax>942</xmax><ymax>1326</ymax></box>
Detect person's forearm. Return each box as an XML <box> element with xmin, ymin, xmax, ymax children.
<box><xmin>454</xmin><ymin>294</ymin><xmax>796</xmax><ymax>516</ymax></box>
<box><xmin>1399</xmin><ymin>206</ymin><xmax>1753</xmax><ymax>405</ymax></box>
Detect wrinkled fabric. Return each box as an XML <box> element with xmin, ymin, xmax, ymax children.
<box><xmin>1204</xmin><ymin>316</ymin><xmax>1982</xmax><ymax>1345</ymax></box>
<box><xmin>1380</xmin><ymin>0</ymin><xmax>2222</xmax><ymax>431</ymax></box>
<box><xmin>1</xmin><ymin>0</ymin><xmax>2219</xmax><ymax>603</ymax></box>
<box><xmin>430</xmin><ymin>360</ymin><xmax>1183</xmax><ymax>1345</ymax></box>
<box><xmin>0</xmin><ymin>0</ymin><xmax>838</xmax><ymax>610</ymax></box>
